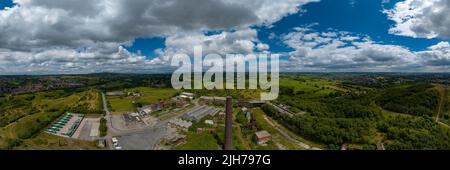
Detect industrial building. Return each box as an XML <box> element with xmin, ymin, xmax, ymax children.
<box><xmin>138</xmin><ymin>104</ymin><xmax>161</xmax><ymax>116</ymax></box>
<box><xmin>199</xmin><ymin>96</ymin><xmax>227</xmax><ymax>105</ymax></box>
<box><xmin>182</xmin><ymin>105</ymin><xmax>220</xmax><ymax>121</ymax></box>
<box><xmin>238</xmin><ymin>100</ymin><xmax>266</xmax><ymax>108</ymax></box>
<box><xmin>179</xmin><ymin>92</ymin><xmax>195</xmax><ymax>100</ymax></box>
<box><xmin>106</xmin><ymin>91</ymin><xmax>125</xmax><ymax>96</ymax></box>
<box><xmin>169</xmin><ymin>119</ymin><xmax>192</xmax><ymax>130</ymax></box>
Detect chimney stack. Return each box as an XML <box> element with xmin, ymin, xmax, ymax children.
<box><xmin>224</xmin><ymin>96</ymin><xmax>233</xmax><ymax>150</ymax></box>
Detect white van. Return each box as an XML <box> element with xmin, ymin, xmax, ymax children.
<box><xmin>112</xmin><ymin>137</ymin><xmax>118</xmax><ymax>146</ymax></box>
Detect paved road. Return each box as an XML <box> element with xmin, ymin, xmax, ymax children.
<box><xmin>101</xmin><ymin>93</ymin><xmax>118</xmax><ymax>149</ymax></box>
<box><xmin>102</xmin><ymin>93</ymin><xmax>120</xmax><ymax>134</ymax></box>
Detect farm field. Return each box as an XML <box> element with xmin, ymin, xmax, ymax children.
<box><xmin>107</xmin><ymin>87</ymin><xmax>179</xmax><ymax>113</ymax></box>
<box><xmin>174</xmin><ymin>132</ymin><xmax>220</xmax><ymax>150</ymax></box>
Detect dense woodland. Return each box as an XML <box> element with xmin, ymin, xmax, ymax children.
<box><xmin>376</xmin><ymin>84</ymin><xmax>439</xmax><ymax>117</ymax></box>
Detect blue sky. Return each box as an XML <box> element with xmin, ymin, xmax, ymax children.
<box><xmin>0</xmin><ymin>0</ymin><xmax>13</xmax><ymax>10</ymax></box>
<box><xmin>259</xmin><ymin>0</ymin><xmax>443</xmax><ymax>52</ymax></box>
<box><xmin>125</xmin><ymin>37</ymin><xmax>166</xmax><ymax>58</ymax></box>
<box><xmin>122</xmin><ymin>0</ymin><xmax>448</xmax><ymax>59</ymax></box>
<box><xmin>1</xmin><ymin>0</ymin><xmax>450</xmax><ymax>74</ymax></box>
<box><xmin>121</xmin><ymin>0</ymin><xmax>446</xmax><ymax>57</ymax></box>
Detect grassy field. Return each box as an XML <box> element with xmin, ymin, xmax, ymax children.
<box><xmin>108</xmin><ymin>96</ymin><xmax>136</xmax><ymax>113</ymax></box>
<box><xmin>15</xmin><ymin>133</ymin><xmax>101</xmax><ymax>150</ymax></box>
<box><xmin>280</xmin><ymin>77</ymin><xmax>341</xmax><ymax>98</ymax></box>
<box><xmin>108</xmin><ymin>87</ymin><xmax>179</xmax><ymax>113</ymax></box>
<box><xmin>190</xmin><ymin>88</ymin><xmax>263</xmax><ymax>100</ymax></box>
<box><xmin>174</xmin><ymin>132</ymin><xmax>220</xmax><ymax>150</ymax></box>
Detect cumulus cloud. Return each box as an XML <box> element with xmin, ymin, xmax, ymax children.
<box><xmin>0</xmin><ymin>45</ymin><xmax>163</xmax><ymax>74</ymax></box>
<box><xmin>0</xmin><ymin>0</ymin><xmax>317</xmax><ymax>50</ymax></box>
<box><xmin>156</xmin><ymin>28</ymin><xmax>268</xmax><ymax>61</ymax></box>
<box><xmin>3</xmin><ymin>0</ymin><xmax>449</xmax><ymax>74</ymax></box>
<box><xmin>0</xmin><ymin>0</ymin><xmax>316</xmax><ymax>74</ymax></box>
<box><xmin>416</xmin><ymin>42</ymin><xmax>450</xmax><ymax>66</ymax></box>
<box><xmin>281</xmin><ymin>27</ymin><xmax>450</xmax><ymax>72</ymax></box>
<box><xmin>385</xmin><ymin>0</ymin><xmax>450</xmax><ymax>39</ymax></box>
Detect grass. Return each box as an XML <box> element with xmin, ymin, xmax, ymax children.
<box><xmin>108</xmin><ymin>87</ymin><xmax>179</xmax><ymax>113</ymax></box>
<box><xmin>435</xmin><ymin>85</ymin><xmax>450</xmax><ymax>126</ymax></box>
<box><xmin>15</xmin><ymin>133</ymin><xmax>101</xmax><ymax>150</ymax></box>
<box><xmin>174</xmin><ymin>132</ymin><xmax>220</xmax><ymax>150</ymax></box>
<box><xmin>279</xmin><ymin>77</ymin><xmax>340</xmax><ymax>99</ymax></box>
<box><xmin>99</xmin><ymin>117</ymin><xmax>107</xmax><ymax>137</ymax></box>
<box><xmin>125</xmin><ymin>87</ymin><xmax>179</xmax><ymax>103</ymax></box>
<box><xmin>190</xmin><ymin>88</ymin><xmax>263</xmax><ymax>100</ymax></box>
<box><xmin>108</xmin><ymin>96</ymin><xmax>136</xmax><ymax>113</ymax></box>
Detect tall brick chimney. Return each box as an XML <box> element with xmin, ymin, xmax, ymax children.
<box><xmin>224</xmin><ymin>96</ymin><xmax>233</xmax><ymax>150</ymax></box>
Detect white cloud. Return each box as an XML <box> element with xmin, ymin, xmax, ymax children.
<box><xmin>0</xmin><ymin>45</ymin><xmax>163</xmax><ymax>74</ymax></box>
<box><xmin>0</xmin><ymin>0</ymin><xmax>316</xmax><ymax>74</ymax></box>
<box><xmin>385</xmin><ymin>0</ymin><xmax>450</xmax><ymax>39</ymax></box>
<box><xmin>156</xmin><ymin>28</ymin><xmax>267</xmax><ymax>62</ymax></box>
<box><xmin>0</xmin><ymin>0</ymin><xmax>317</xmax><ymax>50</ymax></box>
<box><xmin>282</xmin><ymin>27</ymin><xmax>450</xmax><ymax>72</ymax></box>
<box><xmin>416</xmin><ymin>41</ymin><xmax>450</xmax><ymax>66</ymax></box>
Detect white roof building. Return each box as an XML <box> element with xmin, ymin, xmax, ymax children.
<box><xmin>204</xmin><ymin>120</ymin><xmax>214</xmax><ymax>125</ymax></box>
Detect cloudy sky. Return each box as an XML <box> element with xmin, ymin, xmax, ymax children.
<box><xmin>0</xmin><ymin>0</ymin><xmax>449</xmax><ymax>74</ymax></box>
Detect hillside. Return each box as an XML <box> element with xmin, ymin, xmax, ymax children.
<box><xmin>376</xmin><ymin>84</ymin><xmax>439</xmax><ymax>117</ymax></box>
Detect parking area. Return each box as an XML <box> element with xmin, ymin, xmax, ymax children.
<box><xmin>112</xmin><ymin>125</ymin><xmax>170</xmax><ymax>150</ymax></box>
<box><xmin>72</xmin><ymin>117</ymin><xmax>101</xmax><ymax>141</ymax></box>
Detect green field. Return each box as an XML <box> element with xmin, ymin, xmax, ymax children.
<box><xmin>174</xmin><ymin>132</ymin><xmax>220</xmax><ymax>150</ymax></box>
<box><xmin>107</xmin><ymin>87</ymin><xmax>179</xmax><ymax>113</ymax></box>
<box><xmin>279</xmin><ymin>77</ymin><xmax>342</xmax><ymax>98</ymax></box>
<box><xmin>15</xmin><ymin>133</ymin><xmax>101</xmax><ymax>150</ymax></box>
<box><xmin>108</xmin><ymin>96</ymin><xmax>136</xmax><ymax>113</ymax></box>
